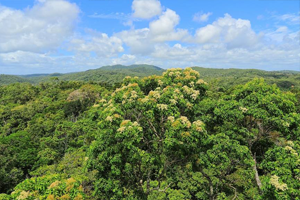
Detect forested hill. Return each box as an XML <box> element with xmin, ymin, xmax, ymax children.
<box><xmin>192</xmin><ymin>67</ymin><xmax>300</xmax><ymax>89</ymax></box>
<box><xmin>99</xmin><ymin>64</ymin><xmax>163</xmax><ymax>71</ymax></box>
<box><xmin>15</xmin><ymin>64</ymin><xmax>164</xmax><ymax>84</ymax></box>
<box><xmin>1</xmin><ymin>65</ymin><xmax>300</xmax><ymax>89</ymax></box>
<box><xmin>0</xmin><ymin>74</ymin><xmax>32</xmax><ymax>85</ymax></box>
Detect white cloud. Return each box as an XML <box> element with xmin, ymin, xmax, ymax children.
<box><xmin>0</xmin><ymin>51</ymin><xmax>50</xmax><ymax>65</ymax></box>
<box><xmin>148</xmin><ymin>42</ymin><xmax>300</xmax><ymax>71</ymax></box>
<box><xmin>265</xmin><ymin>27</ymin><xmax>299</xmax><ymax>50</ymax></box>
<box><xmin>0</xmin><ymin>0</ymin><xmax>79</xmax><ymax>53</ymax></box>
<box><xmin>264</xmin><ymin>26</ymin><xmax>290</xmax><ymax>43</ymax></box>
<box><xmin>116</xmin><ymin>28</ymin><xmax>154</xmax><ymax>55</ymax></box>
<box><xmin>193</xmin><ymin>12</ymin><xmax>212</xmax><ymax>22</ymax></box>
<box><xmin>150</xmin><ymin>9</ymin><xmax>179</xmax><ymax>35</ymax></box>
<box><xmin>151</xmin><ymin>43</ymin><xmax>193</xmax><ymax>59</ymax></box>
<box><xmin>68</xmin><ymin>30</ymin><xmax>124</xmax><ymax>57</ymax></box>
<box><xmin>195</xmin><ymin>25</ymin><xmax>221</xmax><ymax>43</ymax></box>
<box><xmin>116</xmin><ymin>9</ymin><xmax>190</xmax><ymax>54</ymax></box>
<box><xmin>0</xmin><ymin>50</ymin><xmax>65</xmax><ymax>74</ymax></box>
<box><xmin>195</xmin><ymin>14</ymin><xmax>260</xmax><ymax>48</ymax></box>
<box><xmin>132</xmin><ymin>0</ymin><xmax>162</xmax><ymax>19</ymax></box>
<box><xmin>149</xmin><ymin>9</ymin><xmax>189</xmax><ymax>42</ymax></box>
<box><xmin>1</xmin><ymin>38</ymin><xmax>299</xmax><ymax>75</ymax></box>
<box><xmin>277</xmin><ymin>13</ymin><xmax>299</xmax><ymax>25</ymax></box>
<box><xmin>111</xmin><ymin>54</ymin><xmax>136</xmax><ymax>65</ymax></box>
<box><xmin>276</xmin><ymin>26</ymin><xmax>288</xmax><ymax>33</ymax></box>
<box><xmin>89</xmin><ymin>12</ymin><xmax>129</xmax><ymax>20</ymax></box>
<box><xmin>0</xmin><ymin>1</ymin><xmax>299</xmax><ymax>74</ymax></box>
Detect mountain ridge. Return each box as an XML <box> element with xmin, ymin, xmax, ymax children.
<box><xmin>1</xmin><ymin>64</ymin><xmax>299</xmax><ymax>89</ymax></box>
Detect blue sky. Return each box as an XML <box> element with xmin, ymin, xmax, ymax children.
<box><xmin>0</xmin><ymin>0</ymin><xmax>299</xmax><ymax>74</ymax></box>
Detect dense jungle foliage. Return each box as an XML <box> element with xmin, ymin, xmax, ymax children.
<box><xmin>0</xmin><ymin>67</ymin><xmax>300</xmax><ymax>199</ymax></box>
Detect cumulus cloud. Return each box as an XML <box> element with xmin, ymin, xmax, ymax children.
<box><xmin>195</xmin><ymin>14</ymin><xmax>260</xmax><ymax>48</ymax></box>
<box><xmin>151</xmin><ymin>43</ymin><xmax>193</xmax><ymax>59</ymax></box>
<box><xmin>193</xmin><ymin>12</ymin><xmax>212</xmax><ymax>22</ymax></box>
<box><xmin>149</xmin><ymin>9</ymin><xmax>189</xmax><ymax>42</ymax></box>
<box><xmin>0</xmin><ymin>0</ymin><xmax>80</xmax><ymax>53</ymax></box>
<box><xmin>0</xmin><ymin>51</ymin><xmax>50</xmax><ymax>65</ymax></box>
<box><xmin>1</xmin><ymin>0</ymin><xmax>299</xmax><ymax>74</ymax></box>
<box><xmin>132</xmin><ymin>0</ymin><xmax>162</xmax><ymax>19</ymax></box>
<box><xmin>150</xmin><ymin>9</ymin><xmax>179</xmax><ymax>35</ymax></box>
<box><xmin>0</xmin><ymin>50</ymin><xmax>66</xmax><ymax>74</ymax></box>
<box><xmin>147</xmin><ymin>42</ymin><xmax>300</xmax><ymax>71</ymax></box>
<box><xmin>111</xmin><ymin>54</ymin><xmax>137</xmax><ymax>65</ymax></box>
<box><xmin>116</xmin><ymin>9</ymin><xmax>190</xmax><ymax>54</ymax></box>
<box><xmin>116</xmin><ymin>28</ymin><xmax>154</xmax><ymax>55</ymax></box>
<box><xmin>195</xmin><ymin>25</ymin><xmax>221</xmax><ymax>43</ymax></box>
<box><xmin>68</xmin><ymin>30</ymin><xmax>124</xmax><ymax>57</ymax></box>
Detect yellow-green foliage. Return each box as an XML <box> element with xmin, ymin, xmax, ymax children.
<box><xmin>1</xmin><ymin>67</ymin><xmax>300</xmax><ymax>200</ymax></box>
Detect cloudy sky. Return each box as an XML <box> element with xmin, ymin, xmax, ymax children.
<box><xmin>0</xmin><ymin>0</ymin><xmax>299</xmax><ymax>74</ymax></box>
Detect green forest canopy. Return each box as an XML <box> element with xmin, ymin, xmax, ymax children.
<box><xmin>1</xmin><ymin>64</ymin><xmax>300</xmax><ymax>90</ymax></box>
<box><xmin>0</xmin><ymin>67</ymin><xmax>300</xmax><ymax>199</ymax></box>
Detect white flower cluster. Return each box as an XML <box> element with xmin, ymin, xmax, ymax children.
<box><xmin>163</xmin><ymin>68</ymin><xmax>182</xmax><ymax>77</ymax></box>
<box><xmin>117</xmin><ymin>126</ymin><xmax>126</xmax><ymax>133</ymax></box>
<box><xmin>115</xmin><ymin>83</ymin><xmax>139</xmax><ymax>94</ymax></box>
<box><xmin>141</xmin><ymin>96</ymin><xmax>149</xmax><ymax>103</ymax></box>
<box><xmin>106</xmin><ymin>116</ymin><xmax>113</xmax><ymax>122</ymax></box>
<box><xmin>117</xmin><ymin>120</ymin><xmax>142</xmax><ymax>133</ymax></box>
<box><xmin>182</xmin><ymin>85</ymin><xmax>201</xmax><ymax>100</ymax></box>
<box><xmin>157</xmin><ymin>104</ymin><xmax>168</xmax><ymax>111</ymax></box>
<box><xmin>191</xmin><ymin>90</ymin><xmax>200</xmax><ymax>100</ymax></box>
<box><xmin>105</xmin><ymin>114</ymin><xmax>121</xmax><ymax>122</ymax></box>
<box><xmin>130</xmin><ymin>90</ymin><xmax>138</xmax><ymax>99</ymax></box>
<box><xmin>174</xmin><ymin>88</ymin><xmax>180</xmax><ymax>94</ymax></box>
<box><xmin>239</xmin><ymin>107</ymin><xmax>248</xmax><ymax>113</ymax></box>
<box><xmin>121</xmin><ymin>90</ymin><xmax>140</xmax><ymax>104</ymax></box>
<box><xmin>168</xmin><ymin>116</ymin><xmax>175</xmax><ymax>123</ymax></box>
<box><xmin>186</xmin><ymin>102</ymin><xmax>193</xmax><ymax>109</ymax></box>
<box><xmin>286</xmin><ymin>140</ymin><xmax>294</xmax><ymax>147</ymax></box>
<box><xmin>196</xmin><ymin>79</ymin><xmax>207</xmax><ymax>85</ymax></box>
<box><xmin>284</xmin><ymin>145</ymin><xmax>299</xmax><ymax>156</ymax></box>
<box><xmin>270</xmin><ymin>175</ymin><xmax>288</xmax><ymax>191</ymax></box>
<box><xmin>183</xmin><ymin>85</ymin><xmax>193</xmax><ymax>95</ymax></box>
<box><xmin>149</xmin><ymin>91</ymin><xmax>161</xmax><ymax>99</ymax></box>
<box><xmin>169</xmin><ymin>99</ymin><xmax>177</xmax><ymax>105</ymax></box>
<box><xmin>180</xmin><ymin>116</ymin><xmax>191</xmax><ymax>128</ymax></box>
<box><xmin>158</xmin><ymin>80</ymin><xmax>164</xmax><ymax>86</ymax></box>
<box><xmin>133</xmin><ymin>121</ymin><xmax>139</xmax><ymax>127</ymax></box>
<box><xmin>193</xmin><ymin>120</ymin><xmax>204</xmax><ymax>132</ymax></box>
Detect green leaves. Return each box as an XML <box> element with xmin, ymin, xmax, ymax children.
<box><xmin>260</xmin><ymin>141</ymin><xmax>300</xmax><ymax>199</ymax></box>
<box><xmin>88</xmin><ymin>68</ymin><xmax>209</xmax><ymax>199</ymax></box>
<box><xmin>1</xmin><ymin>70</ymin><xmax>299</xmax><ymax>199</ymax></box>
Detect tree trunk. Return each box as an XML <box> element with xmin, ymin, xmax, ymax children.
<box><xmin>252</xmin><ymin>154</ymin><xmax>262</xmax><ymax>192</ymax></box>
<box><xmin>209</xmin><ymin>185</ymin><xmax>214</xmax><ymax>200</ymax></box>
<box><xmin>200</xmin><ymin>169</ymin><xmax>214</xmax><ymax>200</ymax></box>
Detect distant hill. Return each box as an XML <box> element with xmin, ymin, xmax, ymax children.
<box><xmin>20</xmin><ymin>74</ymin><xmax>51</xmax><ymax>78</ymax></box>
<box><xmin>0</xmin><ymin>74</ymin><xmax>32</xmax><ymax>86</ymax></box>
<box><xmin>25</xmin><ymin>64</ymin><xmax>164</xmax><ymax>84</ymax></box>
<box><xmin>100</xmin><ymin>64</ymin><xmax>163</xmax><ymax>71</ymax></box>
<box><xmin>1</xmin><ymin>65</ymin><xmax>299</xmax><ymax>90</ymax></box>
<box><xmin>192</xmin><ymin>67</ymin><xmax>300</xmax><ymax>77</ymax></box>
<box><xmin>192</xmin><ymin>67</ymin><xmax>300</xmax><ymax>89</ymax></box>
